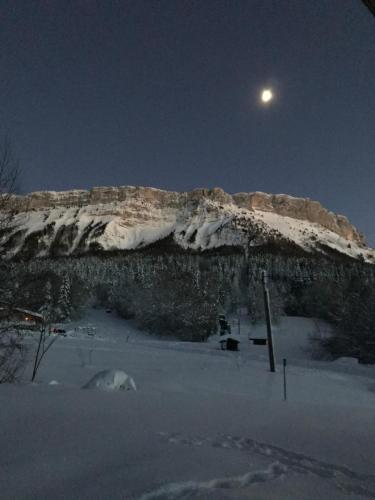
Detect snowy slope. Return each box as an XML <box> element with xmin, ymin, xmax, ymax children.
<box><xmin>1</xmin><ymin>310</ymin><xmax>375</xmax><ymax>500</ymax></box>
<box><xmin>1</xmin><ymin>186</ymin><xmax>374</xmax><ymax>261</ymax></box>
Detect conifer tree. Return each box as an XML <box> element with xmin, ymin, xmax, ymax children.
<box><xmin>58</xmin><ymin>275</ymin><xmax>71</xmax><ymax>320</ymax></box>
<box><xmin>40</xmin><ymin>280</ymin><xmax>53</xmax><ymax>322</ymax></box>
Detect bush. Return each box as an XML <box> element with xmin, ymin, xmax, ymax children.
<box><xmin>0</xmin><ymin>326</ymin><xmax>26</xmax><ymax>383</ymax></box>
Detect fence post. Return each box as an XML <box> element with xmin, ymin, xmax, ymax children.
<box><xmin>283</xmin><ymin>358</ymin><xmax>287</xmax><ymax>401</ymax></box>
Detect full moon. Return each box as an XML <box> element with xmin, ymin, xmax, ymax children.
<box><xmin>261</xmin><ymin>88</ymin><xmax>273</xmax><ymax>103</ymax></box>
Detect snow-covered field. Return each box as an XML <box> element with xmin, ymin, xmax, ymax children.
<box><xmin>1</xmin><ymin>309</ymin><xmax>375</xmax><ymax>499</ymax></box>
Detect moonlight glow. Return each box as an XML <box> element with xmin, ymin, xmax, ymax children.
<box><xmin>261</xmin><ymin>88</ymin><xmax>273</xmax><ymax>103</ymax></box>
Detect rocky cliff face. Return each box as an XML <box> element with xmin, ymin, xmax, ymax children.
<box><xmin>7</xmin><ymin>186</ymin><xmax>365</xmax><ymax>243</ymax></box>
<box><xmin>1</xmin><ymin>186</ymin><xmax>373</xmax><ymax>261</ymax></box>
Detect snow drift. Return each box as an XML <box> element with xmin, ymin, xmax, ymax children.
<box><xmin>82</xmin><ymin>369</ymin><xmax>137</xmax><ymax>392</ymax></box>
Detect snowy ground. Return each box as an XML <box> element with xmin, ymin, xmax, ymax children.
<box><xmin>1</xmin><ymin>309</ymin><xmax>375</xmax><ymax>500</ymax></box>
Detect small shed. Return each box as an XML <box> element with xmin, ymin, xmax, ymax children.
<box><xmin>249</xmin><ymin>337</ymin><xmax>267</xmax><ymax>346</ymax></box>
<box><xmin>219</xmin><ymin>334</ymin><xmax>240</xmax><ymax>351</ymax></box>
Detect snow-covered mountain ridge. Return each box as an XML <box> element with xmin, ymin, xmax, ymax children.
<box><xmin>1</xmin><ymin>186</ymin><xmax>374</xmax><ymax>261</ymax></box>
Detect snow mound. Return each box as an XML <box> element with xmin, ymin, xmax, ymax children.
<box><xmin>82</xmin><ymin>370</ymin><xmax>136</xmax><ymax>392</ymax></box>
<box><xmin>332</xmin><ymin>357</ymin><xmax>359</xmax><ymax>367</ymax></box>
<box><xmin>49</xmin><ymin>380</ymin><xmax>60</xmax><ymax>385</ymax></box>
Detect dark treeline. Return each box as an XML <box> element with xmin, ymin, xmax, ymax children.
<box><xmin>2</xmin><ymin>249</ymin><xmax>375</xmax><ymax>361</ymax></box>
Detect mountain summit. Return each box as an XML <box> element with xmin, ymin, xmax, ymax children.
<box><xmin>1</xmin><ymin>186</ymin><xmax>374</xmax><ymax>262</ymax></box>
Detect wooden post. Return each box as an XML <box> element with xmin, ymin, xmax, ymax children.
<box><xmin>237</xmin><ymin>303</ymin><xmax>241</xmax><ymax>336</ymax></box>
<box><xmin>283</xmin><ymin>358</ymin><xmax>287</xmax><ymax>400</ymax></box>
<box><xmin>261</xmin><ymin>270</ymin><xmax>276</xmax><ymax>372</ymax></box>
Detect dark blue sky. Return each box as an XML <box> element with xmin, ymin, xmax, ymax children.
<box><xmin>1</xmin><ymin>1</ymin><xmax>374</xmax><ymax>243</ymax></box>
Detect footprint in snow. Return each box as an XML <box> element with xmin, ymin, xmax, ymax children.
<box><xmin>154</xmin><ymin>431</ymin><xmax>375</xmax><ymax>499</ymax></box>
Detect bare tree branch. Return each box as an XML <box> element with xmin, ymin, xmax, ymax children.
<box><xmin>31</xmin><ymin>322</ymin><xmax>59</xmax><ymax>382</ymax></box>
<box><xmin>0</xmin><ymin>135</ymin><xmax>20</xmax><ymax>232</ymax></box>
<box><xmin>362</xmin><ymin>0</ymin><xmax>375</xmax><ymax>17</ymax></box>
<box><xmin>0</xmin><ymin>135</ymin><xmax>24</xmax><ymax>383</ymax></box>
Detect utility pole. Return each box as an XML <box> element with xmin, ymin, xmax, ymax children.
<box><xmin>261</xmin><ymin>270</ymin><xmax>276</xmax><ymax>372</ymax></box>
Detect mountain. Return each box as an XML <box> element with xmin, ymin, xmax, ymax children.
<box><xmin>1</xmin><ymin>186</ymin><xmax>374</xmax><ymax>262</ymax></box>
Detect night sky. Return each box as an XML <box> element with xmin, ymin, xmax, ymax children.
<box><xmin>1</xmin><ymin>1</ymin><xmax>374</xmax><ymax>243</ymax></box>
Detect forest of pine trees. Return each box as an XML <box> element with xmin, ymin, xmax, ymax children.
<box><xmin>2</xmin><ymin>248</ymin><xmax>375</xmax><ymax>360</ymax></box>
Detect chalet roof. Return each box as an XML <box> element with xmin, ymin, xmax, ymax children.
<box><xmin>14</xmin><ymin>307</ymin><xmax>44</xmax><ymax>319</ymax></box>
<box><xmin>0</xmin><ymin>302</ymin><xmax>44</xmax><ymax>320</ymax></box>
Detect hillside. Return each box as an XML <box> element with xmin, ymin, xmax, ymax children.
<box><xmin>1</xmin><ymin>186</ymin><xmax>374</xmax><ymax>262</ymax></box>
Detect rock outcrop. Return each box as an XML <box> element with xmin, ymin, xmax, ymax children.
<box><xmin>6</xmin><ymin>186</ymin><xmax>365</xmax><ymax>245</ymax></box>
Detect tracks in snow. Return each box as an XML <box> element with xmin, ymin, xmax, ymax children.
<box><xmin>137</xmin><ymin>431</ymin><xmax>375</xmax><ymax>499</ymax></box>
